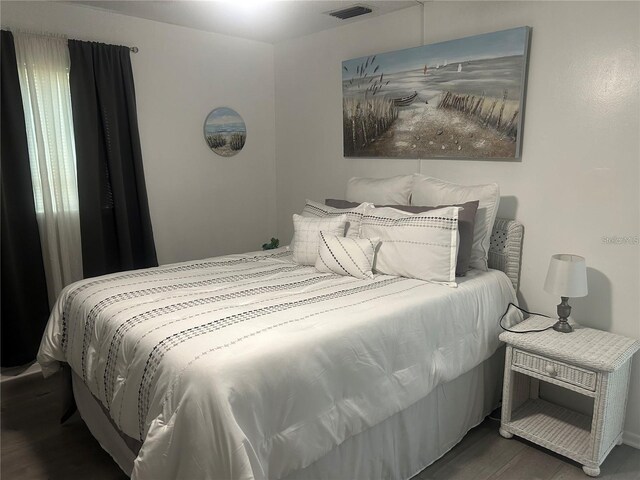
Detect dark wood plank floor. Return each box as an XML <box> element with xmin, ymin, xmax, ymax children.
<box><xmin>2</xmin><ymin>372</ymin><xmax>638</xmax><ymax>479</ymax></box>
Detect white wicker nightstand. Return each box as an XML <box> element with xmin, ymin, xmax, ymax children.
<box><xmin>499</xmin><ymin>316</ymin><xmax>639</xmax><ymax>477</ymax></box>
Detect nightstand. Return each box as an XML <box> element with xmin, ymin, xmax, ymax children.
<box><xmin>499</xmin><ymin>316</ymin><xmax>639</xmax><ymax>477</ymax></box>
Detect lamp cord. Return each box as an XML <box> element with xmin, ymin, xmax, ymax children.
<box><xmin>499</xmin><ymin>302</ymin><xmax>554</xmax><ymax>333</ymax></box>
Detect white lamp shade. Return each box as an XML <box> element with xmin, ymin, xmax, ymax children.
<box><xmin>544</xmin><ymin>254</ymin><xmax>588</xmax><ymax>298</ymax></box>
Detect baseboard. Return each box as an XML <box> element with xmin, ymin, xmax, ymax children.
<box><xmin>623</xmin><ymin>430</ymin><xmax>640</xmax><ymax>449</ymax></box>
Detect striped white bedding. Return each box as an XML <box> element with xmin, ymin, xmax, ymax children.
<box><xmin>38</xmin><ymin>247</ymin><xmax>517</xmax><ymax>480</ymax></box>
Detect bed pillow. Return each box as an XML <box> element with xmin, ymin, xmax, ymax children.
<box><xmin>327</xmin><ymin>199</ymin><xmax>478</xmax><ymax>276</ymax></box>
<box><xmin>291</xmin><ymin>214</ymin><xmax>347</xmax><ymax>266</ymax></box>
<box><xmin>392</xmin><ymin>201</ymin><xmax>478</xmax><ymax>277</ymax></box>
<box><xmin>301</xmin><ymin>199</ymin><xmax>370</xmax><ymax>238</ymax></box>
<box><xmin>360</xmin><ymin>206</ymin><xmax>460</xmax><ymax>287</ymax></box>
<box><xmin>411</xmin><ymin>175</ymin><xmax>499</xmax><ymax>271</ymax></box>
<box><xmin>325</xmin><ymin>199</ymin><xmax>360</xmax><ymax>209</ymax></box>
<box><xmin>315</xmin><ymin>232</ymin><xmax>379</xmax><ymax>280</ymax></box>
<box><xmin>345</xmin><ymin>175</ymin><xmax>413</xmax><ymax>205</ymax></box>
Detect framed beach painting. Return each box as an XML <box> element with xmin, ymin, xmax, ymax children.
<box><xmin>204</xmin><ymin>107</ymin><xmax>247</xmax><ymax>157</ymax></box>
<box><xmin>342</xmin><ymin>27</ymin><xmax>531</xmax><ymax>160</ymax></box>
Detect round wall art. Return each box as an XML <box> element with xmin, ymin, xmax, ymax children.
<box><xmin>203</xmin><ymin>107</ymin><xmax>246</xmax><ymax>157</ymax></box>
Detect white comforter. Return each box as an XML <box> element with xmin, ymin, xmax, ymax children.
<box><xmin>38</xmin><ymin>248</ymin><xmax>517</xmax><ymax>480</ymax></box>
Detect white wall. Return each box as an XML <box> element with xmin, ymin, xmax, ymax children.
<box><xmin>274</xmin><ymin>5</ymin><xmax>424</xmax><ymax>240</ymax></box>
<box><xmin>274</xmin><ymin>2</ymin><xmax>640</xmax><ymax>443</ymax></box>
<box><xmin>2</xmin><ymin>1</ymin><xmax>277</xmax><ymax>265</ymax></box>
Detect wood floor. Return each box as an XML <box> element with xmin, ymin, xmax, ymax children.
<box><xmin>2</xmin><ymin>372</ymin><xmax>638</xmax><ymax>480</ymax></box>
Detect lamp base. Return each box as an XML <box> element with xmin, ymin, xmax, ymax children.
<box><xmin>553</xmin><ymin>319</ymin><xmax>573</xmax><ymax>333</ymax></box>
<box><xmin>553</xmin><ymin>297</ymin><xmax>573</xmax><ymax>333</ymax></box>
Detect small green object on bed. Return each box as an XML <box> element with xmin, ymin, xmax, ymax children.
<box><xmin>262</xmin><ymin>237</ymin><xmax>280</xmax><ymax>250</ymax></box>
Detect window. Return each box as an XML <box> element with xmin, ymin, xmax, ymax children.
<box><xmin>13</xmin><ymin>32</ymin><xmax>82</xmax><ymax>302</ymax></box>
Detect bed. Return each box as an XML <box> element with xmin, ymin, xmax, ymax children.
<box><xmin>38</xmin><ymin>217</ymin><xmax>524</xmax><ymax>480</ymax></box>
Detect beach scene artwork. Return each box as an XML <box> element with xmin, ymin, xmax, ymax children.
<box><xmin>342</xmin><ymin>27</ymin><xmax>531</xmax><ymax>159</ymax></box>
<box><xmin>204</xmin><ymin>107</ymin><xmax>246</xmax><ymax>157</ymax></box>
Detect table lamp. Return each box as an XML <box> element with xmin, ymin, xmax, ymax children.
<box><xmin>543</xmin><ymin>254</ymin><xmax>588</xmax><ymax>333</ymax></box>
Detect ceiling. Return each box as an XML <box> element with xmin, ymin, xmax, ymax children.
<box><xmin>68</xmin><ymin>1</ymin><xmax>420</xmax><ymax>44</ymax></box>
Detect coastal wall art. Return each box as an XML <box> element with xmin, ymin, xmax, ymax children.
<box><xmin>342</xmin><ymin>27</ymin><xmax>531</xmax><ymax>160</ymax></box>
<box><xmin>204</xmin><ymin>107</ymin><xmax>247</xmax><ymax>157</ymax></box>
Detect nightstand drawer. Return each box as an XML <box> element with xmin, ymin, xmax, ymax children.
<box><xmin>512</xmin><ymin>349</ymin><xmax>597</xmax><ymax>391</ymax></box>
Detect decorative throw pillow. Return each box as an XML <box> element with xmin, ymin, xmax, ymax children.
<box><xmin>300</xmin><ymin>199</ymin><xmax>370</xmax><ymax>238</ymax></box>
<box><xmin>315</xmin><ymin>232</ymin><xmax>379</xmax><ymax>280</ymax></box>
<box><xmin>345</xmin><ymin>175</ymin><xmax>413</xmax><ymax>205</ymax></box>
<box><xmin>411</xmin><ymin>175</ymin><xmax>499</xmax><ymax>271</ymax></box>
<box><xmin>291</xmin><ymin>214</ymin><xmax>347</xmax><ymax>266</ymax></box>
<box><xmin>327</xmin><ymin>199</ymin><xmax>478</xmax><ymax>276</ymax></box>
<box><xmin>360</xmin><ymin>206</ymin><xmax>460</xmax><ymax>287</ymax></box>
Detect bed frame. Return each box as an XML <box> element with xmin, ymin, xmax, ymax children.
<box><xmin>72</xmin><ymin>217</ymin><xmax>525</xmax><ymax>479</ymax></box>
<box><xmin>488</xmin><ymin>218</ymin><xmax>524</xmax><ymax>292</ymax></box>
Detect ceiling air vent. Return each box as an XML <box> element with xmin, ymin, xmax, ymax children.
<box><xmin>328</xmin><ymin>5</ymin><xmax>373</xmax><ymax>20</ymax></box>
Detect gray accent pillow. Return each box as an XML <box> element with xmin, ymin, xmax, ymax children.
<box><xmin>325</xmin><ymin>199</ymin><xmax>360</xmax><ymax>209</ymax></box>
<box><xmin>326</xmin><ymin>198</ymin><xmax>479</xmax><ymax>276</ymax></box>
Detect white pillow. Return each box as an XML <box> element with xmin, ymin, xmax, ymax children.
<box><xmin>360</xmin><ymin>206</ymin><xmax>460</xmax><ymax>287</ymax></box>
<box><xmin>300</xmin><ymin>199</ymin><xmax>370</xmax><ymax>238</ymax></box>
<box><xmin>291</xmin><ymin>214</ymin><xmax>347</xmax><ymax>266</ymax></box>
<box><xmin>315</xmin><ymin>232</ymin><xmax>379</xmax><ymax>280</ymax></box>
<box><xmin>411</xmin><ymin>175</ymin><xmax>499</xmax><ymax>271</ymax></box>
<box><xmin>346</xmin><ymin>175</ymin><xmax>413</xmax><ymax>205</ymax></box>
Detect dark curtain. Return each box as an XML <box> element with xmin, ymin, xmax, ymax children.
<box><xmin>1</xmin><ymin>30</ymin><xmax>51</xmax><ymax>366</ymax></box>
<box><xmin>68</xmin><ymin>40</ymin><xmax>157</xmax><ymax>278</ymax></box>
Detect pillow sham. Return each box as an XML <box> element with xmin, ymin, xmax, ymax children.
<box><xmin>411</xmin><ymin>175</ymin><xmax>499</xmax><ymax>271</ymax></box>
<box><xmin>345</xmin><ymin>175</ymin><xmax>413</xmax><ymax>205</ymax></box>
<box><xmin>301</xmin><ymin>199</ymin><xmax>369</xmax><ymax>238</ymax></box>
<box><xmin>291</xmin><ymin>214</ymin><xmax>347</xmax><ymax>266</ymax></box>
<box><xmin>326</xmin><ymin>198</ymin><xmax>478</xmax><ymax>276</ymax></box>
<box><xmin>360</xmin><ymin>206</ymin><xmax>460</xmax><ymax>287</ymax></box>
<box><xmin>393</xmin><ymin>201</ymin><xmax>478</xmax><ymax>276</ymax></box>
<box><xmin>315</xmin><ymin>232</ymin><xmax>379</xmax><ymax>280</ymax></box>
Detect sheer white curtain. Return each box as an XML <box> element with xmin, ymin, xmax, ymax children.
<box><xmin>14</xmin><ymin>32</ymin><xmax>83</xmax><ymax>305</ymax></box>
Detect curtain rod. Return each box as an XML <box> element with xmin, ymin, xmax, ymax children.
<box><xmin>2</xmin><ymin>28</ymin><xmax>139</xmax><ymax>53</ymax></box>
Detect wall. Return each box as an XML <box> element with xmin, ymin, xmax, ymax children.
<box><xmin>274</xmin><ymin>2</ymin><xmax>640</xmax><ymax>443</ymax></box>
<box><xmin>274</xmin><ymin>5</ymin><xmax>424</xmax><ymax>240</ymax></box>
<box><xmin>2</xmin><ymin>1</ymin><xmax>277</xmax><ymax>265</ymax></box>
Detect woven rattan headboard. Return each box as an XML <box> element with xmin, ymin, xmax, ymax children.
<box><xmin>488</xmin><ymin>218</ymin><xmax>524</xmax><ymax>293</ymax></box>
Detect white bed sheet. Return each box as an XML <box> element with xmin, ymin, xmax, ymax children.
<box><xmin>38</xmin><ymin>248</ymin><xmax>518</xmax><ymax>480</ymax></box>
